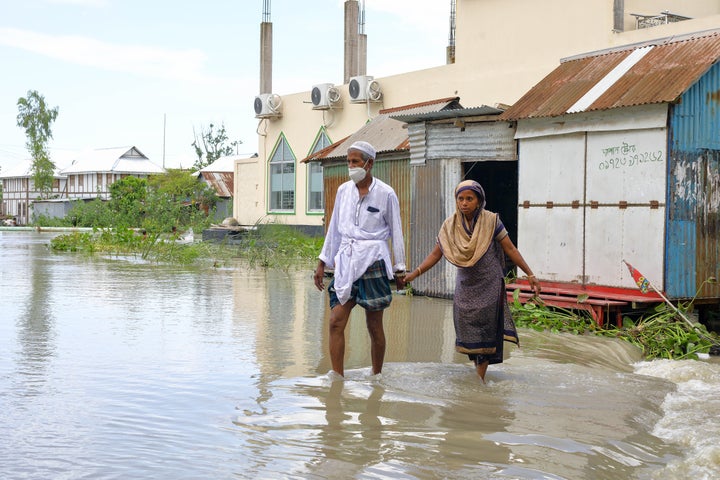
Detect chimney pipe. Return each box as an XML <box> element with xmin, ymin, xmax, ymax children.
<box><xmin>613</xmin><ymin>0</ymin><xmax>625</xmax><ymax>32</ymax></box>
<box><xmin>447</xmin><ymin>0</ymin><xmax>456</xmax><ymax>64</ymax></box>
<box><xmin>344</xmin><ymin>0</ymin><xmax>359</xmax><ymax>83</ymax></box>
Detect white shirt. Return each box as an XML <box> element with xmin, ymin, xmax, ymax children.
<box><xmin>319</xmin><ymin>177</ymin><xmax>406</xmax><ymax>305</ymax></box>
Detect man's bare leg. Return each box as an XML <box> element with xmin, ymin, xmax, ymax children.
<box><xmin>329</xmin><ymin>301</ymin><xmax>354</xmax><ymax>377</ymax></box>
<box><xmin>365</xmin><ymin>310</ymin><xmax>386</xmax><ymax>375</ymax></box>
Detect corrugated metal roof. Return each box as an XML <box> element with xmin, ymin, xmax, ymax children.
<box><xmin>61</xmin><ymin>146</ymin><xmax>165</xmax><ymax>174</ymax></box>
<box><xmin>200</xmin><ymin>171</ymin><xmax>234</xmax><ymax>197</ymax></box>
<box><xmin>301</xmin><ymin>97</ymin><xmax>461</xmax><ymax>163</ymax></box>
<box><xmin>0</xmin><ymin>158</ymin><xmax>65</xmax><ymax>179</ymax></box>
<box><xmin>391</xmin><ymin>105</ymin><xmax>503</xmax><ymax>123</ymax></box>
<box><xmin>378</xmin><ymin>97</ymin><xmax>461</xmax><ymax>115</ymax></box>
<box><xmin>500</xmin><ymin>29</ymin><xmax>720</xmax><ymax>121</ymax></box>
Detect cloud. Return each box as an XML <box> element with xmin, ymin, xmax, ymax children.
<box><xmin>0</xmin><ymin>27</ymin><xmax>227</xmax><ymax>84</ymax></box>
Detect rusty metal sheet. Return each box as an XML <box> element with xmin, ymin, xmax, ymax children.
<box><xmin>201</xmin><ymin>172</ymin><xmax>234</xmax><ymax>197</ymax></box>
<box><xmin>501</xmin><ymin>30</ymin><xmax>720</xmax><ymax>121</ymax></box>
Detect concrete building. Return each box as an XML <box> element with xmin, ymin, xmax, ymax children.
<box><xmin>234</xmin><ymin>0</ymin><xmax>720</xmax><ymax>232</ymax></box>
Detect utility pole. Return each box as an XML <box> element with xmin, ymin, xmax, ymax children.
<box><xmin>162</xmin><ymin>113</ymin><xmax>166</xmax><ymax>169</ymax></box>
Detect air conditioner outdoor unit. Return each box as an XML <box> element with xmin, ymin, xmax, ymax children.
<box><xmin>349</xmin><ymin>75</ymin><xmax>382</xmax><ymax>103</ymax></box>
<box><xmin>311</xmin><ymin>83</ymin><xmax>341</xmax><ymax>110</ymax></box>
<box><xmin>254</xmin><ymin>93</ymin><xmax>282</xmax><ymax>118</ymax></box>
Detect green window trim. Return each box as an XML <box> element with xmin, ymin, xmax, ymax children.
<box><xmin>306</xmin><ymin>128</ymin><xmax>331</xmax><ymax>214</ymax></box>
<box><xmin>267</xmin><ymin>133</ymin><xmax>296</xmax><ymax>213</ymax></box>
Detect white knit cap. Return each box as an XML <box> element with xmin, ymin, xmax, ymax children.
<box><xmin>347</xmin><ymin>140</ymin><xmax>376</xmax><ymax>159</ymax></box>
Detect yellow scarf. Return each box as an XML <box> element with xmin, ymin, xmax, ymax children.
<box><xmin>438</xmin><ymin>209</ymin><xmax>498</xmax><ymax>268</ymax></box>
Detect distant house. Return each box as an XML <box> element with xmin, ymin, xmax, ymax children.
<box><xmin>0</xmin><ymin>146</ymin><xmax>164</xmax><ymax>225</ymax></box>
<box><xmin>194</xmin><ymin>154</ymin><xmax>249</xmax><ymax>221</ymax></box>
<box><xmin>61</xmin><ymin>146</ymin><xmax>164</xmax><ymax>200</ymax></box>
<box><xmin>0</xmin><ymin>159</ymin><xmax>67</xmax><ymax>225</ymax></box>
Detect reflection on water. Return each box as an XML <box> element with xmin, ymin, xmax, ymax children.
<box><xmin>0</xmin><ymin>231</ymin><xmax>718</xmax><ymax>479</ymax></box>
<box><xmin>16</xmin><ymin>239</ymin><xmax>56</xmax><ymax>399</ymax></box>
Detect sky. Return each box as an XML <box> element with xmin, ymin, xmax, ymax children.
<box><xmin>0</xmin><ymin>0</ymin><xmax>450</xmax><ymax>174</ymax></box>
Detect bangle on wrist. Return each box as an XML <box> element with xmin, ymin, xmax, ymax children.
<box><xmin>416</xmin><ymin>266</ymin><xmax>423</xmax><ymax>276</ymax></box>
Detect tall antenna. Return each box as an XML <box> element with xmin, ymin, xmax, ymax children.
<box><xmin>262</xmin><ymin>0</ymin><xmax>270</xmax><ymax>22</ymax></box>
<box><xmin>357</xmin><ymin>0</ymin><xmax>367</xmax><ymax>76</ymax></box>
<box><xmin>358</xmin><ymin>0</ymin><xmax>365</xmax><ymax>35</ymax></box>
<box><xmin>447</xmin><ymin>0</ymin><xmax>456</xmax><ymax>64</ymax></box>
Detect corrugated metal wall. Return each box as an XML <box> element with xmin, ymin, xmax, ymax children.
<box><xmin>410</xmin><ymin>158</ymin><xmax>461</xmax><ymax>298</ymax></box>
<box><xmin>425</xmin><ymin>123</ymin><xmax>517</xmax><ymax>161</ymax></box>
<box><xmin>408</xmin><ymin>124</ymin><xmax>426</xmax><ymax>165</ymax></box>
<box><xmin>373</xmin><ymin>157</ymin><xmax>412</xmax><ymax>260</ymax></box>
<box><xmin>409</xmin><ymin>120</ymin><xmax>517</xmax><ymax>298</ymax></box>
<box><xmin>668</xmin><ymin>61</ymin><xmax>720</xmax><ymax>299</ymax></box>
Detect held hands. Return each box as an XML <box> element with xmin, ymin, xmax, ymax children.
<box><xmin>314</xmin><ymin>263</ymin><xmax>409</xmax><ymax>291</ymax></box>
<box><xmin>394</xmin><ymin>274</ymin><xmax>406</xmax><ymax>291</ymax></box>
<box><xmin>404</xmin><ymin>270</ymin><xmax>418</xmax><ymax>283</ymax></box>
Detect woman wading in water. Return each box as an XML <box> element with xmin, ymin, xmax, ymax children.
<box><xmin>404</xmin><ymin>180</ymin><xmax>541</xmax><ymax>382</ymax></box>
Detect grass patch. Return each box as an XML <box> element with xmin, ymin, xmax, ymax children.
<box><xmin>238</xmin><ymin>224</ymin><xmax>324</xmax><ymax>269</ymax></box>
<box><xmin>49</xmin><ymin>224</ymin><xmax>323</xmax><ymax>270</ymax></box>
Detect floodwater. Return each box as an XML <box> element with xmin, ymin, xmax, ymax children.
<box><xmin>1</xmin><ymin>230</ymin><xmax>718</xmax><ymax>480</ymax></box>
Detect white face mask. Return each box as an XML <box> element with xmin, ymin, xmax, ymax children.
<box><xmin>348</xmin><ymin>161</ymin><xmax>368</xmax><ymax>183</ymax></box>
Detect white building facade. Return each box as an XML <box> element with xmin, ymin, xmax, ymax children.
<box><xmin>1</xmin><ymin>146</ymin><xmax>164</xmax><ymax>225</ymax></box>
<box><xmin>235</xmin><ymin>0</ymin><xmax>720</xmax><ymax>230</ymax></box>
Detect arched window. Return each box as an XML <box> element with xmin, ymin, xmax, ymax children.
<box><xmin>307</xmin><ymin>129</ymin><xmax>331</xmax><ymax>213</ymax></box>
<box><xmin>268</xmin><ymin>134</ymin><xmax>296</xmax><ymax>212</ymax></box>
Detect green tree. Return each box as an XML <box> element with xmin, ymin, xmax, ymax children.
<box><xmin>107</xmin><ymin>173</ymin><xmax>215</xmax><ymax>234</ymax></box>
<box><xmin>191</xmin><ymin>122</ymin><xmax>241</xmax><ymax>171</ymax></box>
<box><xmin>16</xmin><ymin>90</ymin><xmax>60</xmax><ymax>199</ymax></box>
<box><xmin>148</xmin><ymin>168</ymin><xmax>217</xmax><ymax>226</ymax></box>
<box><xmin>109</xmin><ymin>176</ymin><xmax>148</xmax><ymax>228</ymax></box>
<box><xmin>149</xmin><ymin>168</ymin><xmax>217</xmax><ymax>206</ymax></box>
<box><xmin>148</xmin><ymin>168</ymin><xmax>201</xmax><ymax>201</ymax></box>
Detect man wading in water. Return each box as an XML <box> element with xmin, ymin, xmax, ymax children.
<box><xmin>313</xmin><ymin>141</ymin><xmax>407</xmax><ymax>378</ymax></box>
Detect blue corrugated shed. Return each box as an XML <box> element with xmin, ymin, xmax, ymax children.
<box><xmin>668</xmin><ymin>60</ymin><xmax>720</xmax><ymax>298</ymax></box>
